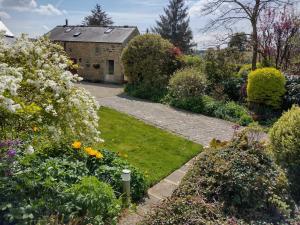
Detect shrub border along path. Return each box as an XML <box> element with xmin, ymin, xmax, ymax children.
<box><xmin>77</xmin><ymin>82</ymin><xmax>236</xmax><ymax>225</ymax></box>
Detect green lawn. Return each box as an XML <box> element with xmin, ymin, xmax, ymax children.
<box><xmin>98</xmin><ymin>107</ymin><xmax>202</xmax><ymax>185</ymax></box>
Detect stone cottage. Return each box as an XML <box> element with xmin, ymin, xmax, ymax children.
<box><xmin>47</xmin><ymin>24</ymin><xmax>139</xmax><ymax>83</ymax></box>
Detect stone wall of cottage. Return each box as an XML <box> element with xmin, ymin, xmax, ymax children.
<box><xmin>63</xmin><ymin>42</ymin><xmax>125</xmax><ymax>83</ymax></box>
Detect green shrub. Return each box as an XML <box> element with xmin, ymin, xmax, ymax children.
<box><xmin>141</xmin><ymin>196</ymin><xmax>226</xmax><ymax>225</ymax></box>
<box><xmin>166</xmin><ymin>67</ymin><xmax>206</xmax><ymax>112</ymax></box>
<box><xmin>181</xmin><ymin>55</ymin><xmax>203</xmax><ymax>69</ymax></box>
<box><xmin>204</xmin><ymin>48</ymin><xmax>239</xmax><ymax>85</ymax></box>
<box><xmin>283</xmin><ymin>76</ymin><xmax>300</xmax><ymax>109</ymax></box>
<box><xmin>201</xmin><ymin>96</ymin><xmax>253</xmax><ymax>126</ymax></box>
<box><xmin>222</xmin><ymin>77</ymin><xmax>244</xmax><ymax>101</ymax></box>
<box><xmin>174</xmin><ymin>129</ymin><xmax>292</xmax><ymax>220</ymax></box>
<box><xmin>142</xmin><ymin>129</ymin><xmax>295</xmax><ymax>224</ymax></box>
<box><xmin>269</xmin><ymin>106</ymin><xmax>300</xmax><ymax>202</ymax></box>
<box><xmin>238</xmin><ymin>63</ymin><xmax>263</xmax><ymax>79</ymax></box>
<box><xmin>63</xmin><ymin>177</ymin><xmax>120</xmax><ymax>225</ymax></box>
<box><xmin>0</xmin><ymin>144</ymin><xmax>147</xmax><ymax>224</ymax></box>
<box><xmin>121</xmin><ymin>34</ymin><xmax>181</xmax><ymax>101</ymax></box>
<box><xmin>247</xmin><ymin>68</ymin><xmax>286</xmax><ymax>109</ymax></box>
<box><xmin>0</xmin><ymin>155</ymin><xmax>89</xmax><ymax>225</ymax></box>
<box><xmin>93</xmin><ymin>151</ymin><xmax>148</xmax><ymax>202</ymax></box>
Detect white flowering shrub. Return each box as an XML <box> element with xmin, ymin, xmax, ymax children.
<box><xmin>0</xmin><ymin>34</ymin><xmax>101</xmax><ymax>144</ymax></box>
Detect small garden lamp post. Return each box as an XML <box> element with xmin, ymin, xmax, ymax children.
<box><xmin>121</xmin><ymin>169</ymin><xmax>131</xmax><ymax>207</ymax></box>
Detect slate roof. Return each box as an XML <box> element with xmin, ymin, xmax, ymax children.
<box><xmin>47</xmin><ymin>26</ymin><xmax>139</xmax><ymax>44</ymax></box>
<box><xmin>4</xmin><ymin>36</ymin><xmax>15</xmax><ymax>45</ymax></box>
<box><xmin>0</xmin><ymin>21</ymin><xmax>14</xmax><ymax>37</ymax></box>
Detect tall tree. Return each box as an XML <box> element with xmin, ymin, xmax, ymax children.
<box><xmin>152</xmin><ymin>0</ymin><xmax>195</xmax><ymax>53</ymax></box>
<box><xmin>201</xmin><ymin>0</ymin><xmax>294</xmax><ymax>70</ymax></box>
<box><xmin>83</xmin><ymin>4</ymin><xmax>113</xmax><ymax>26</ymax></box>
<box><xmin>228</xmin><ymin>32</ymin><xmax>248</xmax><ymax>52</ymax></box>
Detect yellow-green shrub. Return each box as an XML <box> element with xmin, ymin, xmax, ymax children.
<box><xmin>247</xmin><ymin>68</ymin><xmax>286</xmax><ymax>108</ymax></box>
<box><xmin>269</xmin><ymin>105</ymin><xmax>300</xmax><ymax>202</ymax></box>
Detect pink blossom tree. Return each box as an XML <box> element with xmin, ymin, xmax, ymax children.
<box><xmin>258</xmin><ymin>5</ymin><xmax>300</xmax><ymax>71</ymax></box>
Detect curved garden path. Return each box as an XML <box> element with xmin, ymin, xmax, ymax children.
<box><xmin>77</xmin><ymin>82</ymin><xmax>236</xmax><ymax>225</ymax></box>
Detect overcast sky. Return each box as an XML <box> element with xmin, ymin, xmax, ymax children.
<box><xmin>0</xmin><ymin>0</ymin><xmax>252</xmax><ymax>49</ymax></box>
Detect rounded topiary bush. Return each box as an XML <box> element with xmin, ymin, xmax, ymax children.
<box><xmin>166</xmin><ymin>67</ymin><xmax>206</xmax><ymax>112</ymax></box>
<box><xmin>174</xmin><ymin>129</ymin><xmax>292</xmax><ymax>219</ymax></box>
<box><xmin>121</xmin><ymin>34</ymin><xmax>181</xmax><ymax>101</ymax></box>
<box><xmin>269</xmin><ymin>105</ymin><xmax>300</xmax><ymax>202</ymax></box>
<box><xmin>247</xmin><ymin>68</ymin><xmax>286</xmax><ymax>109</ymax></box>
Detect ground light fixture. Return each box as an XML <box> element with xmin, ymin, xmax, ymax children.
<box><xmin>121</xmin><ymin>169</ymin><xmax>131</xmax><ymax>207</ymax></box>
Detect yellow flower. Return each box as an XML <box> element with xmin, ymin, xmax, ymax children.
<box><xmin>85</xmin><ymin>147</ymin><xmax>104</xmax><ymax>159</ymax></box>
<box><xmin>84</xmin><ymin>147</ymin><xmax>94</xmax><ymax>154</ymax></box>
<box><xmin>33</xmin><ymin>127</ymin><xmax>38</xmax><ymax>132</ymax></box>
<box><xmin>72</xmin><ymin>141</ymin><xmax>82</xmax><ymax>149</ymax></box>
<box><xmin>95</xmin><ymin>152</ymin><xmax>104</xmax><ymax>159</ymax></box>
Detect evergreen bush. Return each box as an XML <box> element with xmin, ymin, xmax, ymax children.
<box><xmin>269</xmin><ymin>106</ymin><xmax>300</xmax><ymax>202</ymax></box>
<box><xmin>121</xmin><ymin>34</ymin><xmax>181</xmax><ymax>101</ymax></box>
<box><xmin>247</xmin><ymin>68</ymin><xmax>286</xmax><ymax>109</ymax></box>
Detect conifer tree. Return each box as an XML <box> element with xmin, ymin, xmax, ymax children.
<box><xmin>83</xmin><ymin>4</ymin><xmax>113</xmax><ymax>26</ymax></box>
<box><xmin>153</xmin><ymin>0</ymin><xmax>194</xmax><ymax>53</ymax></box>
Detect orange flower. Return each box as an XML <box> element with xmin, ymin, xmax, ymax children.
<box><xmin>72</xmin><ymin>141</ymin><xmax>81</xmax><ymax>149</ymax></box>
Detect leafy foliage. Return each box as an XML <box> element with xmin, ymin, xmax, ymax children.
<box><xmin>204</xmin><ymin>48</ymin><xmax>242</xmax><ymax>85</ymax></box>
<box><xmin>121</xmin><ymin>34</ymin><xmax>181</xmax><ymax>101</ymax></box>
<box><xmin>152</xmin><ymin>0</ymin><xmax>194</xmax><ymax>53</ymax></box>
<box><xmin>238</xmin><ymin>63</ymin><xmax>263</xmax><ymax>79</ymax></box>
<box><xmin>181</xmin><ymin>55</ymin><xmax>203</xmax><ymax>69</ymax></box>
<box><xmin>283</xmin><ymin>76</ymin><xmax>300</xmax><ymax>109</ymax></box>
<box><xmin>92</xmin><ymin>150</ymin><xmax>147</xmax><ymax>202</ymax></box>
<box><xmin>63</xmin><ymin>177</ymin><xmax>120</xmax><ymax>225</ymax></box>
<box><xmin>228</xmin><ymin>32</ymin><xmax>248</xmax><ymax>52</ymax></box>
<box><xmin>175</xmin><ymin>129</ymin><xmax>292</xmax><ymax>220</ymax></box>
<box><xmin>142</xmin><ymin>128</ymin><xmax>295</xmax><ymax>224</ymax></box>
<box><xmin>83</xmin><ymin>4</ymin><xmax>113</xmax><ymax>26</ymax></box>
<box><xmin>247</xmin><ymin>68</ymin><xmax>286</xmax><ymax>109</ymax></box>
<box><xmin>269</xmin><ymin>106</ymin><xmax>300</xmax><ymax>202</ymax></box>
<box><xmin>166</xmin><ymin>67</ymin><xmax>206</xmax><ymax>111</ymax></box>
<box><xmin>0</xmin><ymin>142</ymin><xmax>147</xmax><ymax>224</ymax></box>
<box><xmin>141</xmin><ymin>196</ymin><xmax>226</xmax><ymax>225</ymax></box>
<box><xmin>222</xmin><ymin>77</ymin><xmax>244</xmax><ymax>102</ymax></box>
<box><xmin>202</xmin><ymin>96</ymin><xmax>253</xmax><ymax>126</ymax></box>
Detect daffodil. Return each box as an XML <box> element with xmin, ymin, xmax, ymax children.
<box><xmin>72</xmin><ymin>141</ymin><xmax>81</xmax><ymax>149</ymax></box>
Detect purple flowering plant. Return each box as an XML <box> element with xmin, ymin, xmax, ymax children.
<box><xmin>0</xmin><ymin>139</ymin><xmax>23</xmax><ymax>177</ymax></box>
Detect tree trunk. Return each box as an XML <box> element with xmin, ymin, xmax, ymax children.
<box><xmin>252</xmin><ymin>21</ymin><xmax>258</xmax><ymax>70</ymax></box>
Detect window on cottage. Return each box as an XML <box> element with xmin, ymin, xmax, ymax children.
<box><xmin>93</xmin><ymin>64</ymin><xmax>100</xmax><ymax>69</ymax></box>
<box><xmin>108</xmin><ymin>60</ymin><xmax>114</xmax><ymax>75</ymax></box>
<box><xmin>95</xmin><ymin>47</ymin><xmax>100</xmax><ymax>55</ymax></box>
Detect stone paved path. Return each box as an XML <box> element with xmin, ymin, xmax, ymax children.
<box><xmin>77</xmin><ymin>82</ymin><xmax>236</xmax><ymax>225</ymax></box>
